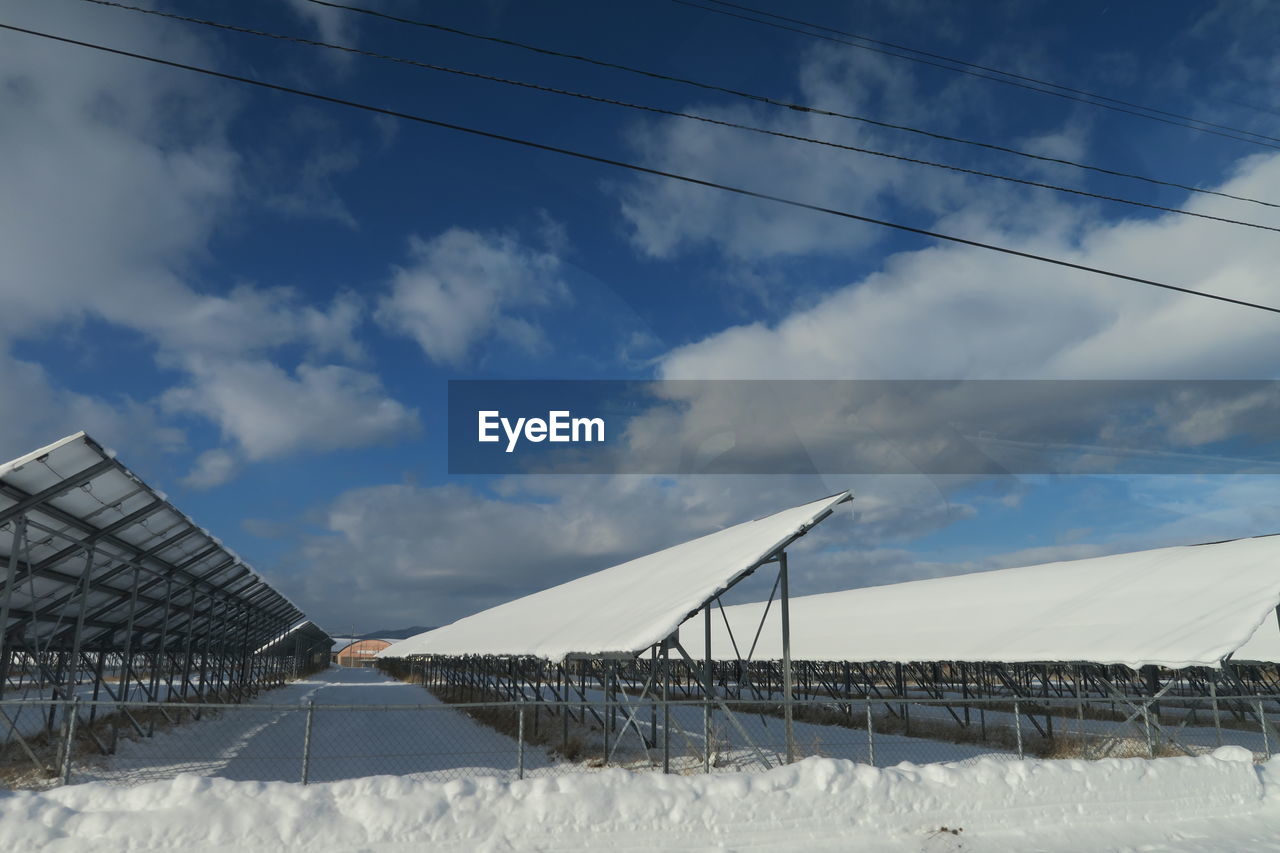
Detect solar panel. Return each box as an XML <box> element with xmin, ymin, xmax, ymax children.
<box><xmin>383</xmin><ymin>491</ymin><xmax>852</xmax><ymax>662</ymax></box>
<box><xmin>0</xmin><ymin>432</ymin><xmax>324</xmax><ymax>657</ymax></box>
<box><xmin>688</xmin><ymin>535</ymin><xmax>1280</xmax><ymax>670</ymax></box>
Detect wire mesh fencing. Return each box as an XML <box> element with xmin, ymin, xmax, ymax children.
<box><xmin>2</xmin><ymin>692</ymin><xmax>1276</xmax><ymax>789</ymax></box>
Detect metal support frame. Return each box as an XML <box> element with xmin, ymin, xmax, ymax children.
<box><xmin>0</xmin><ymin>516</ymin><xmax>26</xmax><ymax>700</ymax></box>
<box><xmin>779</xmin><ymin>550</ymin><xmax>795</xmax><ymax>764</ymax></box>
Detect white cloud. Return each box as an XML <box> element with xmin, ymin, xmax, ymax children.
<box><xmin>614</xmin><ymin>44</ymin><xmax>994</xmax><ymax>262</ymax></box>
<box><xmin>182</xmin><ymin>448</ymin><xmax>240</xmax><ymax>490</ymax></box>
<box><xmin>617</xmin><ymin>107</ymin><xmax>907</xmax><ymax>261</ymax></box>
<box><xmin>656</xmin><ymin>151</ymin><xmax>1280</xmax><ymax>382</ymax></box>
<box><xmin>0</xmin><ymin>4</ymin><xmax>230</xmax><ymax>458</ymax></box>
<box><xmin>1125</xmin><ymin>475</ymin><xmax>1280</xmax><ymax>542</ymax></box>
<box><xmin>163</xmin><ymin>359</ymin><xmax>419</xmax><ymax>462</ymax></box>
<box><xmin>1013</xmin><ymin>118</ymin><xmax>1096</xmax><ymax>182</ymax></box>
<box><xmin>376</xmin><ymin>228</ymin><xmax>568</xmax><ymax>366</ymax></box>
<box><xmin>0</xmin><ymin>9</ymin><xmax>238</xmax><ymax>342</ymax></box>
<box><xmin>256</xmin><ymin>110</ymin><xmax>362</xmax><ymax>227</ymax></box>
<box><xmin>0</xmin><ymin>4</ymin><xmax>408</xmax><ymax>479</ymax></box>
<box><xmin>283</xmin><ymin>0</ymin><xmax>357</xmax><ymax>47</ymax></box>
<box><xmin>261</xmin><ymin>145</ymin><xmax>360</xmax><ymax>227</ymax></box>
<box><xmin>0</xmin><ymin>353</ymin><xmax>181</xmax><ymax>467</ymax></box>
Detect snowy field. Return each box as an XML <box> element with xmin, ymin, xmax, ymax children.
<box><xmin>2</xmin><ymin>671</ymin><xmax>241</xmax><ymax>740</ymax></box>
<box><xmin>5</xmin><ymin>748</ymin><xmax>1280</xmax><ymax>851</ymax></box>
<box><xmin>68</xmin><ymin>668</ymin><xmax>558</xmax><ymax>785</ymax></box>
<box><xmin>896</xmin><ymin>692</ymin><xmax>1277</xmax><ymax>757</ymax></box>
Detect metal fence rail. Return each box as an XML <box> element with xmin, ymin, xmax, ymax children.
<box><xmin>2</xmin><ymin>692</ymin><xmax>1276</xmax><ymax>789</ymax></box>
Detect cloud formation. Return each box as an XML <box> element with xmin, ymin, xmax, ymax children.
<box><xmin>614</xmin><ymin>43</ymin><xmax>1011</xmax><ymax>263</ymax></box>
<box><xmin>657</xmin><ymin>152</ymin><xmax>1280</xmax><ymax>382</ymax></box>
<box><xmin>0</xmin><ymin>3</ymin><xmax>415</xmax><ymax>482</ymax></box>
<box><xmin>275</xmin><ymin>472</ymin><xmax>989</xmax><ymax>629</ymax></box>
<box><xmin>377</xmin><ymin>228</ymin><xmax>569</xmax><ymax>366</ymax></box>
<box><xmin>163</xmin><ymin>359</ymin><xmax>418</xmax><ymax>466</ymax></box>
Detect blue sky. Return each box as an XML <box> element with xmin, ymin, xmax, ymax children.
<box><xmin>2</xmin><ymin>0</ymin><xmax>1280</xmax><ymax>632</ymax></box>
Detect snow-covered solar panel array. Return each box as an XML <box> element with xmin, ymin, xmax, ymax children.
<box><xmin>256</xmin><ymin>620</ymin><xmax>333</xmax><ymax>656</ymax></box>
<box><xmin>0</xmin><ymin>432</ymin><xmax>322</xmax><ymax>657</ymax></box>
<box><xmin>686</xmin><ymin>535</ymin><xmax>1280</xmax><ymax>670</ymax></box>
<box><xmin>382</xmin><ymin>491</ymin><xmax>853</xmax><ymax>663</ymax></box>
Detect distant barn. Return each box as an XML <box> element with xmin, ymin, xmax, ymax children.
<box><xmin>333</xmin><ymin>638</ymin><xmax>393</xmax><ymax>667</ymax></box>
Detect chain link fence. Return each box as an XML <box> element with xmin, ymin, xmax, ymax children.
<box><xmin>2</xmin><ymin>692</ymin><xmax>1276</xmax><ymax>789</ymax></box>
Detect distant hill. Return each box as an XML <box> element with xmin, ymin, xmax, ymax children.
<box><xmin>358</xmin><ymin>626</ymin><xmax>435</xmax><ymax>640</ymax></box>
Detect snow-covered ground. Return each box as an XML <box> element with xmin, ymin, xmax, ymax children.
<box><xmin>69</xmin><ymin>667</ymin><xmax>555</xmax><ymax>785</ymax></box>
<box><xmin>5</xmin><ymin>747</ymin><xmax>1280</xmax><ymax>851</ymax></box>
<box><xmin>895</xmin><ymin>694</ymin><xmax>1276</xmax><ymax>757</ymax></box>
<box><xmin>2</xmin><ymin>672</ymin><xmax>237</xmax><ymax>740</ymax></box>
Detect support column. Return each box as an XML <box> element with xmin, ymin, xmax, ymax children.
<box><xmin>118</xmin><ymin>564</ymin><xmax>141</xmax><ymax>705</ymax></box>
<box><xmin>151</xmin><ymin>575</ymin><xmax>174</xmax><ymax>703</ymax></box>
<box><xmin>779</xmin><ymin>551</ymin><xmax>795</xmax><ymax>764</ymax></box>
<box><xmin>703</xmin><ymin>603</ymin><xmax>713</xmax><ymax>773</ymax></box>
<box><xmin>178</xmin><ymin>602</ymin><xmax>197</xmax><ymax>700</ymax></box>
<box><xmin>234</xmin><ymin>601</ymin><xmax>252</xmax><ymax>699</ymax></box>
<box><xmin>213</xmin><ymin>597</ymin><xmax>233</xmax><ymax>699</ymax></box>
<box><xmin>662</xmin><ymin>639</ymin><xmax>671</xmax><ymax>774</ymax></box>
<box><xmin>649</xmin><ymin>646</ymin><xmax>658</xmax><ymax>747</ymax></box>
<box><xmin>0</xmin><ymin>516</ymin><xmax>25</xmax><ymax>700</ymax></box>
<box><xmin>62</xmin><ymin>545</ymin><xmax>96</xmax><ymax>729</ymax></box>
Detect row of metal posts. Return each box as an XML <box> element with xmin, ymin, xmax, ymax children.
<box><xmin>635</xmin><ymin>656</ymin><xmax>1280</xmax><ymax>753</ymax></box>
<box><xmin>3</xmin><ymin>508</ymin><xmax>326</xmax><ymax>777</ymax></box>
<box><xmin>531</xmin><ymin>657</ymin><xmax>1280</xmax><ymax>760</ymax></box>
<box><xmin>391</xmin><ymin>647</ymin><xmax>1280</xmax><ymax>783</ymax></box>
<box><xmin>2</xmin><ymin>516</ymin><xmax>293</xmax><ymax>702</ymax></box>
<box><xmin>400</xmin><ymin>551</ymin><xmax>800</xmax><ymax>774</ymax></box>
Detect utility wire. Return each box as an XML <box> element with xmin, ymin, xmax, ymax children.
<box><xmin>672</xmin><ymin>0</ymin><xmax>1280</xmax><ymax>149</ymax></box>
<box><xmin>690</xmin><ymin>0</ymin><xmax>1280</xmax><ymax>141</ymax></box>
<box><xmin>297</xmin><ymin>0</ymin><xmax>1280</xmax><ymax>211</ymax></box>
<box><xmin>77</xmin><ymin>0</ymin><xmax>1280</xmax><ymax>235</ymax></box>
<box><xmin>5</xmin><ymin>21</ymin><xmax>1278</xmax><ymax>317</ymax></box>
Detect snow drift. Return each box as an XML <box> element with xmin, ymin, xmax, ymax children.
<box><xmin>2</xmin><ymin>750</ymin><xmax>1275</xmax><ymax>852</ymax></box>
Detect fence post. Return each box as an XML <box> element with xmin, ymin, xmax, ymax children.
<box><xmin>1211</xmin><ymin>681</ymin><xmax>1222</xmax><ymax>747</ymax></box>
<box><xmin>865</xmin><ymin>699</ymin><xmax>875</xmax><ymax>767</ymax></box>
<box><xmin>61</xmin><ymin>697</ymin><xmax>80</xmax><ymax>786</ymax></box>
<box><xmin>704</xmin><ymin>606</ymin><xmax>714</xmax><ymax>773</ymax></box>
<box><xmin>602</xmin><ymin>685</ymin><xmax>611</xmax><ymax>767</ymax></box>
<box><xmin>561</xmin><ymin>670</ymin><xmax>570</xmax><ymax>754</ymax></box>
<box><xmin>518</xmin><ymin>700</ymin><xmax>526</xmax><ymax>780</ymax></box>
<box><xmin>1259</xmin><ymin>700</ymin><xmax>1271</xmax><ymax>761</ymax></box>
<box><xmin>301</xmin><ymin>701</ymin><xmax>315</xmax><ymax>784</ymax></box>
<box><xmin>1143</xmin><ymin>703</ymin><xmax>1154</xmax><ymax>758</ymax></box>
<box><xmin>1013</xmin><ymin>699</ymin><xmax>1024</xmax><ymax>760</ymax></box>
<box><xmin>661</xmin><ymin>643</ymin><xmax>671</xmax><ymax>774</ymax></box>
<box><xmin>1075</xmin><ymin>667</ymin><xmax>1084</xmax><ymax>734</ymax></box>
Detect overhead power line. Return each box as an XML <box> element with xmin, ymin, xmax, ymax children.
<box><xmin>672</xmin><ymin>0</ymin><xmax>1280</xmax><ymax>149</ymax></box>
<box><xmin>297</xmin><ymin>0</ymin><xmax>1280</xmax><ymax>211</ymax></box>
<box><xmin>4</xmin><ymin>21</ymin><xmax>1278</xmax><ymax>318</ymax></box>
<box><xmin>695</xmin><ymin>0</ymin><xmax>1245</xmax><ymax>129</ymax></box>
<box><xmin>78</xmin><ymin>0</ymin><xmax>1280</xmax><ymax>235</ymax></box>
